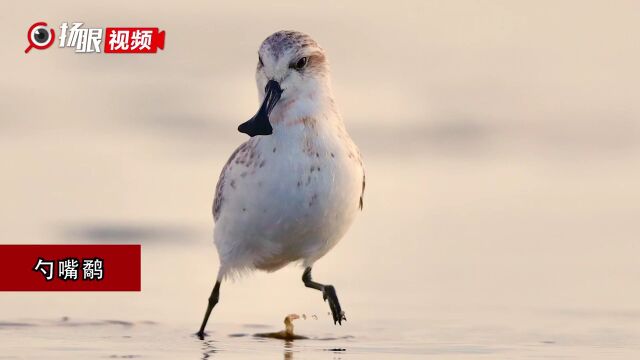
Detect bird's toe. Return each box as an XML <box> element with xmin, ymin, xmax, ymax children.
<box><xmin>323</xmin><ymin>285</ymin><xmax>346</xmax><ymax>325</ymax></box>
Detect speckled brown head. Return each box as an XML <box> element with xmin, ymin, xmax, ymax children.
<box><xmin>258</xmin><ymin>31</ymin><xmax>326</xmax><ymax>71</ymax></box>
<box><xmin>238</xmin><ymin>31</ymin><xmax>330</xmax><ymax>137</ymax></box>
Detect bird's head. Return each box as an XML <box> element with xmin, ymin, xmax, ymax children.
<box><xmin>238</xmin><ymin>30</ymin><xmax>330</xmax><ymax>137</ymax></box>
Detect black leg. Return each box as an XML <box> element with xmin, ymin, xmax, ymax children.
<box><xmin>197</xmin><ymin>280</ymin><xmax>221</xmax><ymax>339</ymax></box>
<box><xmin>302</xmin><ymin>267</ymin><xmax>346</xmax><ymax>325</ymax></box>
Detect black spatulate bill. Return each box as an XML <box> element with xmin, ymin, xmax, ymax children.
<box><xmin>238</xmin><ymin>80</ymin><xmax>283</xmax><ymax>137</ymax></box>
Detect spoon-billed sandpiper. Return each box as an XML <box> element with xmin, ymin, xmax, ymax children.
<box><xmin>198</xmin><ymin>30</ymin><xmax>365</xmax><ymax>338</ymax></box>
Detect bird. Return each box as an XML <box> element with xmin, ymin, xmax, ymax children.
<box><xmin>197</xmin><ymin>30</ymin><xmax>365</xmax><ymax>338</ymax></box>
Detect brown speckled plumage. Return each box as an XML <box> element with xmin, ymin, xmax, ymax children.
<box><xmin>213</xmin><ymin>138</ymin><xmax>262</xmax><ymax>220</ymax></box>
<box><xmin>259</xmin><ymin>31</ymin><xmax>327</xmax><ymax>77</ymax></box>
<box><xmin>260</xmin><ymin>31</ymin><xmax>319</xmax><ymax>61</ymax></box>
<box><xmin>359</xmin><ymin>172</ymin><xmax>366</xmax><ymax>210</ymax></box>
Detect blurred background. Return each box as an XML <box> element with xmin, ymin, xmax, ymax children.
<box><xmin>1</xmin><ymin>0</ymin><xmax>640</xmax><ymax>356</ymax></box>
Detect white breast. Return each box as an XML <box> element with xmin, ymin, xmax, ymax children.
<box><xmin>213</xmin><ymin>119</ymin><xmax>363</xmax><ymax>276</ymax></box>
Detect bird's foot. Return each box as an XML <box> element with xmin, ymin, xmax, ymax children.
<box><xmin>322</xmin><ymin>285</ymin><xmax>346</xmax><ymax>325</ymax></box>
<box><xmin>196</xmin><ymin>330</ymin><xmax>207</xmax><ymax>340</ymax></box>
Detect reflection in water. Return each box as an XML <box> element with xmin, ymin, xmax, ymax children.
<box><xmin>197</xmin><ymin>316</ymin><xmax>356</xmax><ymax>360</ymax></box>
<box><xmin>199</xmin><ymin>334</ymin><xmax>298</xmax><ymax>360</ymax></box>
<box><xmin>284</xmin><ymin>340</ymin><xmax>293</xmax><ymax>360</ymax></box>
<box><xmin>200</xmin><ymin>339</ymin><xmax>218</xmax><ymax>360</ymax></box>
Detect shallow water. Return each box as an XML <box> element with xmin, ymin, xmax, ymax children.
<box><xmin>2</xmin><ymin>0</ymin><xmax>640</xmax><ymax>358</ymax></box>
<box><xmin>2</xmin><ymin>311</ymin><xmax>640</xmax><ymax>359</ymax></box>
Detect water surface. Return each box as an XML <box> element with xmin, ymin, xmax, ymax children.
<box><xmin>2</xmin><ymin>1</ymin><xmax>640</xmax><ymax>358</ymax></box>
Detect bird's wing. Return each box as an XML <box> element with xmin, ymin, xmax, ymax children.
<box><xmin>359</xmin><ymin>169</ymin><xmax>365</xmax><ymax>210</ymax></box>
<box><xmin>212</xmin><ymin>141</ymin><xmax>250</xmax><ymax>221</ymax></box>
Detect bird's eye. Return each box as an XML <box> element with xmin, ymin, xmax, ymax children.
<box><xmin>293</xmin><ymin>57</ymin><xmax>307</xmax><ymax>70</ymax></box>
<box><xmin>258</xmin><ymin>56</ymin><xmax>264</xmax><ymax>67</ymax></box>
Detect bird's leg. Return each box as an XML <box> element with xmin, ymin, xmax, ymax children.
<box><xmin>302</xmin><ymin>267</ymin><xmax>346</xmax><ymax>325</ymax></box>
<box><xmin>197</xmin><ymin>280</ymin><xmax>221</xmax><ymax>339</ymax></box>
